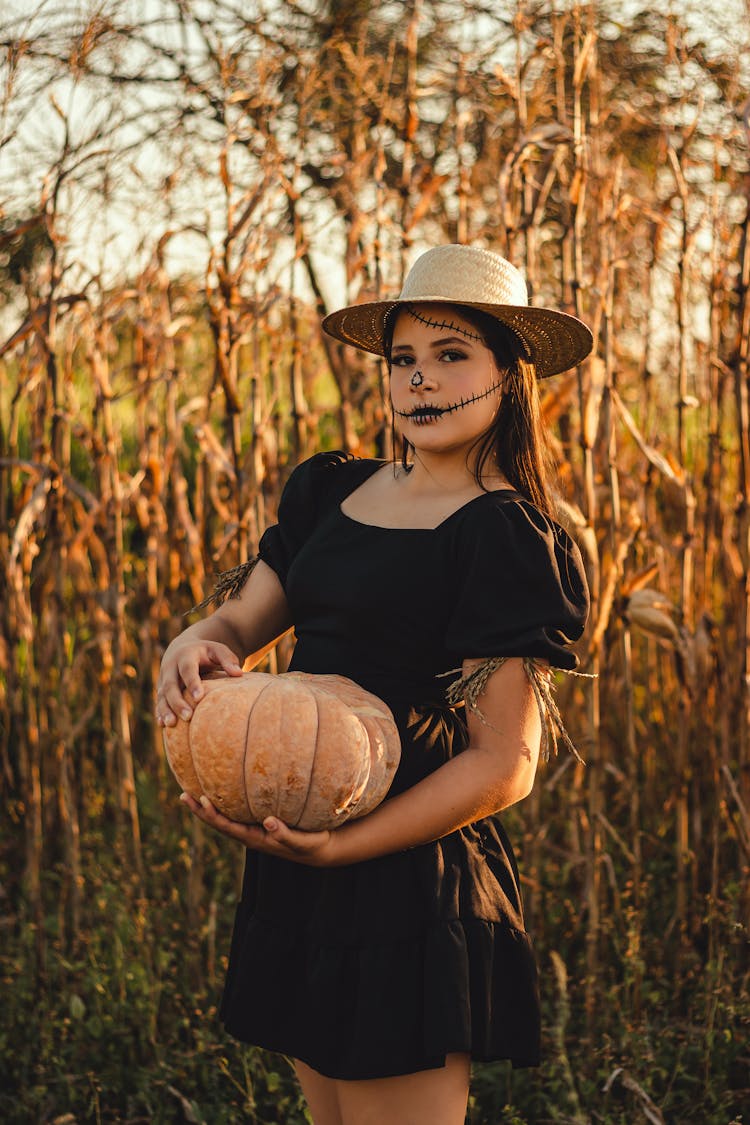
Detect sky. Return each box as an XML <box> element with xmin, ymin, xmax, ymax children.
<box><xmin>1</xmin><ymin>0</ymin><xmax>748</xmax><ymax>304</ymax></box>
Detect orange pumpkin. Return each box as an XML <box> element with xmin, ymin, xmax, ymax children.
<box><xmin>163</xmin><ymin>671</ymin><xmax>401</xmax><ymax>830</ymax></box>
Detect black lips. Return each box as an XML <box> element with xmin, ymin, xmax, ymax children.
<box><xmin>410</xmin><ymin>406</ymin><xmax>444</xmax><ymax>418</ymax></box>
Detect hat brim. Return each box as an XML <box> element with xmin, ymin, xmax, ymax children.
<box><xmin>322</xmin><ymin>297</ymin><xmax>592</xmax><ymax>379</ymax></box>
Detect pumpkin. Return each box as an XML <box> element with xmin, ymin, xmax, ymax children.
<box><xmin>163</xmin><ymin>671</ymin><xmax>401</xmax><ymax>831</ymax></box>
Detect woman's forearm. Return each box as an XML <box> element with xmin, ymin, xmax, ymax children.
<box><xmin>166</xmin><ymin>615</ymin><xmax>288</xmax><ymax>674</ymax></box>
<box><xmin>325</xmin><ymin>659</ymin><xmax>541</xmax><ymax>866</ymax></box>
<box><xmin>172</xmin><ymin>652</ymin><xmax>542</xmax><ymax>866</ymax></box>
<box><xmin>165</xmin><ymin>614</ymin><xmax>243</xmax><ymax>656</ymax></box>
<box><xmin>326</xmin><ymin>742</ymin><xmax>536</xmax><ymax>867</ymax></box>
<box><xmin>178</xmin><ymin>738</ymin><xmax>537</xmax><ymax>868</ymax></box>
<box><xmin>157</xmin><ymin>561</ymin><xmax>292</xmax><ymax>723</ymax></box>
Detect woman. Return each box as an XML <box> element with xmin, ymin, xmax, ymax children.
<box><xmin>156</xmin><ymin>244</ymin><xmax>592</xmax><ymax>1125</ymax></box>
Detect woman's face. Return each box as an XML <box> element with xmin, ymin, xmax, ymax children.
<box><xmin>389</xmin><ymin>304</ymin><xmax>504</xmax><ymax>457</ymax></box>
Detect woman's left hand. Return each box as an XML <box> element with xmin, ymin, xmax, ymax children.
<box><xmin>179</xmin><ymin>793</ymin><xmax>337</xmax><ymax>865</ymax></box>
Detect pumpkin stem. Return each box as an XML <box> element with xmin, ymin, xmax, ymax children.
<box><xmin>188</xmin><ymin>557</ymin><xmax>260</xmax><ymax>613</ymax></box>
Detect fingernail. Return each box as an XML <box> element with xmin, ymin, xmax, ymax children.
<box><xmin>264</xmin><ymin>817</ymin><xmax>278</xmax><ymax>832</ymax></box>
<box><xmin>199</xmin><ymin>795</ymin><xmax>210</xmax><ymax>808</ymax></box>
<box><xmin>192</xmin><ymin>688</ymin><xmax>202</xmax><ymax>699</ymax></box>
<box><xmin>180</xmin><ymin>708</ymin><xmax>192</xmax><ymax>721</ymax></box>
<box><xmin>164</xmin><ymin>714</ymin><xmax>176</xmax><ymax>727</ymax></box>
<box><xmin>179</xmin><ymin>792</ymin><xmax>189</xmax><ymax>803</ymax></box>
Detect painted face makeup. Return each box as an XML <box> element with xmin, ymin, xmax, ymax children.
<box><xmin>404</xmin><ymin>305</ymin><xmax>484</xmax><ymax>344</ymax></box>
<box><xmin>389</xmin><ymin>305</ymin><xmax>504</xmax><ymax>428</ymax></box>
<box><xmin>393</xmin><ymin>380</ymin><xmax>505</xmax><ymax>425</ymax></box>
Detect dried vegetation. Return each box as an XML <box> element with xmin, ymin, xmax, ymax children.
<box><xmin>0</xmin><ymin>1</ymin><xmax>749</xmax><ymax>1121</ymax></box>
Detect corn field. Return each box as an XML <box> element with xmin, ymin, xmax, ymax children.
<box><xmin>1</xmin><ymin>2</ymin><xmax>749</xmax><ymax>1122</ymax></box>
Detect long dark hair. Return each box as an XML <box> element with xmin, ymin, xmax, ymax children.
<box><xmin>383</xmin><ymin>304</ymin><xmax>555</xmax><ymax>517</ymax></box>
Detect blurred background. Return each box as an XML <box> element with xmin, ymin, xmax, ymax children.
<box><xmin>1</xmin><ymin>1</ymin><xmax>749</xmax><ymax>1121</ymax></box>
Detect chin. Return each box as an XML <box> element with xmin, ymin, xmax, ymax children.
<box><xmin>407</xmin><ymin>430</ymin><xmax>476</xmax><ymax>457</ymax></box>
<box><xmin>405</xmin><ymin>416</ymin><xmax>493</xmax><ymax>452</ymax></box>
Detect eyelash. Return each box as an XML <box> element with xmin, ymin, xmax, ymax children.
<box><xmin>392</xmin><ymin>350</ymin><xmax>467</xmax><ymax>367</ymax></box>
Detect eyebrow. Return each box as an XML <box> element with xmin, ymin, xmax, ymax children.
<box><xmin>391</xmin><ymin>336</ymin><xmax>474</xmax><ymax>353</ymax></box>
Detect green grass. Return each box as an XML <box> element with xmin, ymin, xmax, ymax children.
<box><xmin>2</xmin><ymin>775</ymin><xmax>747</xmax><ymax>1124</ymax></box>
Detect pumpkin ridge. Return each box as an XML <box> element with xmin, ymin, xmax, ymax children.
<box><xmin>242</xmin><ymin>677</ymin><xmax>275</xmax><ymax>823</ymax></box>
<box><xmin>286</xmin><ymin>680</ymin><xmax>319</xmax><ymax>827</ymax></box>
<box><xmin>347</xmin><ymin>713</ymin><xmax>387</xmax><ymax>819</ymax></box>
<box><xmin>164</xmin><ymin>670</ymin><xmax>401</xmax><ymax>830</ymax></box>
<box><xmin>293</xmin><ymin>685</ymin><xmax>369</xmax><ymax>829</ymax></box>
<box><xmin>338</xmin><ymin>713</ymin><xmax>371</xmax><ymax>816</ymax></box>
<box><xmin>308</xmin><ymin>688</ymin><xmax>368</xmax><ymax>832</ymax></box>
<box><xmin>295</xmin><ymin>685</ymin><xmax>324</xmax><ymax>828</ymax></box>
<box><xmin>190</xmin><ymin>675</ymin><xmax>261</xmax><ymax>820</ymax></box>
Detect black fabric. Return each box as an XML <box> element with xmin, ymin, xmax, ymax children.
<box><xmin>220</xmin><ymin>451</ymin><xmax>589</xmax><ymax>1080</ymax></box>
<box><xmin>445</xmin><ymin>494</ymin><xmax>588</xmax><ymax>671</ymax></box>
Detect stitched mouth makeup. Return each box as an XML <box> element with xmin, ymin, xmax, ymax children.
<box><xmin>394</xmin><ymin>380</ymin><xmax>504</xmax><ymax>424</ymax></box>
<box><xmin>401</xmin><ymin>406</ymin><xmax>444</xmax><ymax>426</ymax></box>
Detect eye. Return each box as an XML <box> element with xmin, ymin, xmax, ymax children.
<box><xmin>440</xmin><ymin>349</ymin><xmax>468</xmax><ymax>363</ymax></box>
<box><xmin>391</xmin><ymin>354</ymin><xmax>415</xmax><ymax>368</ymax></box>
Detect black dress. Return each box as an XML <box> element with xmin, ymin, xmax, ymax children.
<box><xmin>219</xmin><ymin>451</ymin><xmax>589</xmax><ymax>1081</ymax></box>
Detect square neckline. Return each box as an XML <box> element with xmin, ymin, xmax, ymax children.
<box><xmin>338</xmin><ymin>460</ymin><xmax>522</xmax><ymax>532</ymax></box>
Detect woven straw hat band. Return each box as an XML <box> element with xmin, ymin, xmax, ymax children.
<box><xmin>321</xmin><ymin>245</ymin><xmax>593</xmax><ymax>378</ymax></box>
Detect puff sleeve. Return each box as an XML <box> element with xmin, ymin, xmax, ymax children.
<box><xmin>444</xmin><ymin>496</ymin><xmax>589</xmax><ymax>670</ymax></box>
<box><xmin>258</xmin><ymin>451</ymin><xmax>354</xmax><ymax>589</ymax></box>
<box><xmin>198</xmin><ymin>451</ymin><xmax>357</xmax><ymax>609</ymax></box>
<box><xmin>443</xmin><ymin>496</ymin><xmax>589</xmax><ymax>760</ymax></box>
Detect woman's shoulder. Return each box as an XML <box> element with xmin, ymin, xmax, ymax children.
<box><xmin>285</xmin><ymin>449</ymin><xmax>380</xmax><ymax>485</ymax></box>
<box><xmin>452</xmin><ymin>487</ymin><xmax>570</xmax><ymax>546</ymax></box>
<box><xmin>258</xmin><ymin>451</ymin><xmax>382</xmax><ymax>582</ymax></box>
<box><xmin>449</xmin><ymin>488</ymin><xmax>588</xmax><ymax>599</ymax></box>
<box><xmin>288</xmin><ymin>449</ymin><xmax>356</xmax><ymax>479</ymax></box>
<box><xmin>278</xmin><ymin>450</ymin><xmax>382</xmax><ymax>512</ymax></box>
<box><xmin>444</xmin><ymin>488</ymin><xmax>590</xmax><ymax>665</ymax></box>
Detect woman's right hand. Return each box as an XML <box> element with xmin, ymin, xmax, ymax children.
<box><xmin>155</xmin><ymin>559</ymin><xmax>292</xmax><ymax>729</ymax></box>
<box><xmin>156</xmin><ymin>639</ymin><xmax>244</xmax><ymax>727</ymax></box>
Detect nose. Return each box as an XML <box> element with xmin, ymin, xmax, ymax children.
<box><xmin>409</xmin><ymin>365</ymin><xmax>437</xmax><ymax>391</ymax></box>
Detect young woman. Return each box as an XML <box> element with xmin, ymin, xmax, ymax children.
<box><xmin>156</xmin><ymin>245</ymin><xmax>592</xmax><ymax>1125</ymax></box>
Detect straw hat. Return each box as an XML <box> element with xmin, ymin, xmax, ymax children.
<box><xmin>321</xmin><ymin>244</ymin><xmax>593</xmax><ymax>378</ymax></box>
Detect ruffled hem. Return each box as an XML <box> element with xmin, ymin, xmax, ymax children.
<box><xmin>219</xmin><ymin>913</ymin><xmax>540</xmax><ymax>1080</ymax></box>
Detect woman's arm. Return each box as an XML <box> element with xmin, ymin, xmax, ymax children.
<box><xmin>182</xmin><ymin>656</ymin><xmax>542</xmax><ymax>862</ymax></box>
<box><xmin>156</xmin><ymin>560</ymin><xmax>292</xmax><ymax>726</ymax></box>
<box><xmin>327</xmin><ymin>656</ymin><xmax>541</xmax><ymax>863</ymax></box>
